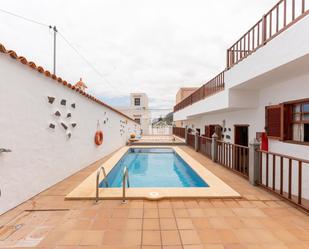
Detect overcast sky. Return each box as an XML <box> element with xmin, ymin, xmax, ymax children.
<box><xmin>1</xmin><ymin>0</ymin><xmax>277</xmax><ymax>118</ymax></box>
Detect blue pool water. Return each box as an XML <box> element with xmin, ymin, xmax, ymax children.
<box><xmin>100</xmin><ymin>148</ymin><xmax>208</xmax><ymax>188</ymax></box>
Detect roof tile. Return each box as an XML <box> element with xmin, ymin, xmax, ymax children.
<box><xmin>0</xmin><ymin>42</ymin><xmax>137</xmax><ymax>123</ymax></box>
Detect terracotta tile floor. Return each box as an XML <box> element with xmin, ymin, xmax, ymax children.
<box><xmin>0</xmin><ymin>146</ymin><xmax>309</xmax><ymax>249</ymax></box>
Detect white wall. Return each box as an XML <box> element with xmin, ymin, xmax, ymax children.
<box><xmin>183</xmin><ymin>72</ymin><xmax>309</xmax><ymax>153</ymax></box>
<box><xmin>174</xmin><ymin>15</ymin><xmax>309</xmax><ymax>122</ymax></box>
<box><xmin>0</xmin><ymin>55</ymin><xmax>138</xmax><ymax>215</ymax></box>
<box><xmin>118</xmin><ymin>107</ymin><xmax>151</xmax><ymax>135</ymax></box>
<box><xmin>130</xmin><ymin>93</ymin><xmax>149</xmax><ymax>108</ymax></box>
<box><xmin>182</xmin><ymin>73</ymin><xmax>309</xmax><ymax>198</ymax></box>
<box><xmin>174</xmin><ymin>91</ymin><xmax>229</xmax><ymax>121</ymax></box>
<box><xmin>173</xmin><ymin>14</ymin><xmax>309</xmax><ymax>200</ymax></box>
<box><xmin>118</xmin><ymin>93</ymin><xmax>151</xmax><ymax>135</ymax></box>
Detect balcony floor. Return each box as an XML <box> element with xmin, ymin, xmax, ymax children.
<box><xmin>0</xmin><ymin>146</ymin><xmax>308</xmax><ymax>248</ymax></box>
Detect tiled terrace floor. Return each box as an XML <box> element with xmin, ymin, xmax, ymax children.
<box><xmin>0</xmin><ymin>146</ymin><xmax>309</xmax><ymax>249</ymax></box>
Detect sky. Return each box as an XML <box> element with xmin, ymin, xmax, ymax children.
<box><xmin>1</xmin><ymin>0</ymin><xmax>278</xmax><ymax>119</ymax></box>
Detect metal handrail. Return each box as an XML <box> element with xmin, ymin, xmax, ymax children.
<box><xmin>95</xmin><ymin>166</ymin><xmax>108</xmax><ymax>203</ymax></box>
<box><xmin>122</xmin><ymin>166</ymin><xmax>130</xmax><ymax>204</ymax></box>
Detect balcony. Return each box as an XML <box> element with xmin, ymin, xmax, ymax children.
<box><xmin>174</xmin><ymin>71</ymin><xmax>225</xmax><ymax>112</ymax></box>
<box><xmin>227</xmin><ymin>0</ymin><xmax>309</xmax><ymax>69</ymax></box>
<box><xmin>174</xmin><ymin>0</ymin><xmax>309</xmax><ymax>115</ymax></box>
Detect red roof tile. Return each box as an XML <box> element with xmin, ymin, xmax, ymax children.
<box><xmin>0</xmin><ymin>42</ymin><xmax>137</xmax><ymax>123</ymax></box>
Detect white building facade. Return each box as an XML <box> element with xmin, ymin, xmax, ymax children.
<box><xmin>174</xmin><ymin>4</ymin><xmax>309</xmax><ymax>205</ymax></box>
<box><xmin>118</xmin><ymin>93</ymin><xmax>151</xmax><ymax>135</ymax></box>
<box><xmin>0</xmin><ymin>43</ymin><xmax>139</xmax><ymax>215</ymax></box>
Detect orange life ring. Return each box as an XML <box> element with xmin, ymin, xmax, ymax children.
<box><xmin>95</xmin><ymin>131</ymin><xmax>103</xmax><ymax>145</ymax></box>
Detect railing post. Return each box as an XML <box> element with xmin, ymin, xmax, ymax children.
<box><xmin>226</xmin><ymin>49</ymin><xmax>230</xmax><ymax>69</ymax></box>
<box><xmin>195</xmin><ymin>133</ymin><xmax>199</xmax><ymax>152</ymax></box>
<box><xmin>249</xmin><ymin>138</ymin><xmax>261</xmax><ymax>186</ymax></box>
<box><xmin>211</xmin><ymin>133</ymin><xmax>218</xmax><ymax>162</ymax></box>
<box><xmin>185</xmin><ymin>127</ymin><xmax>188</xmax><ymax>144</ymax></box>
<box><xmin>262</xmin><ymin>15</ymin><xmax>267</xmax><ymax>44</ymax></box>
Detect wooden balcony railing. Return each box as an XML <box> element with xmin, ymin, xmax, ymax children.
<box><xmin>227</xmin><ymin>0</ymin><xmax>309</xmax><ymax>68</ymax></box>
<box><xmin>174</xmin><ymin>71</ymin><xmax>225</xmax><ymax>112</ymax></box>
<box><xmin>174</xmin><ymin>0</ymin><xmax>308</xmax><ymax>113</ymax></box>
<box><xmin>217</xmin><ymin>141</ymin><xmax>249</xmax><ymax>178</ymax></box>
<box><xmin>258</xmin><ymin>150</ymin><xmax>309</xmax><ymax>211</ymax></box>
<box><xmin>183</xmin><ymin>131</ymin><xmax>308</xmax><ymax>211</ymax></box>
<box><xmin>186</xmin><ymin>133</ymin><xmax>195</xmax><ymax>148</ymax></box>
<box><xmin>172</xmin><ymin>127</ymin><xmax>185</xmax><ymax>138</ymax></box>
<box><xmin>198</xmin><ymin>136</ymin><xmax>212</xmax><ymax>158</ymax></box>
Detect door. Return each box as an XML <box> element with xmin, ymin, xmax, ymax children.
<box><xmin>234</xmin><ymin>125</ymin><xmax>248</xmax><ymax>146</ymax></box>
<box><xmin>234</xmin><ymin>125</ymin><xmax>249</xmax><ymax>173</ymax></box>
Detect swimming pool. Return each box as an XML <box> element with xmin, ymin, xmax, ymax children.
<box><xmin>99</xmin><ymin>148</ymin><xmax>209</xmax><ymax>188</ymax></box>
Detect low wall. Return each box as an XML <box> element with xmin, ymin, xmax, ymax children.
<box><xmin>0</xmin><ymin>53</ymin><xmax>138</xmax><ymax>214</ymax></box>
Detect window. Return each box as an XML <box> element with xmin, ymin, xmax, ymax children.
<box><xmin>265</xmin><ymin>99</ymin><xmax>309</xmax><ymax>144</ymax></box>
<box><xmin>265</xmin><ymin>105</ymin><xmax>282</xmax><ymax>139</ymax></box>
<box><xmin>134</xmin><ymin>98</ymin><xmax>140</xmax><ymax>106</ymax></box>
<box><xmin>290</xmin><ymin>101</ymin><xmax>309</xmax><ymax>142</ymax></box>
<box><xmin>304</xmin><ymin>124</ymin><xmax>309</xmax><ymax>142</ymax></box>
<box><xmin>204</xmin><ymin>125</ymin><xmax>222</xmax><ymax>138</ymax></box>
<box><xmin>134</xmin><ymin>118</ymin><xmax>140</xmax><ymax>124</ymax></box>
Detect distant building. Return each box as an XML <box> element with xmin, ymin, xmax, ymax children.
<box><xmin>175</xmin><ymin>87</ymin><xmax>198</xmax><ymax>127</ymax></box>
<box><xmin>176</xmin><ymin>87</ymin><xmax>198</xmax><ymax>104</ymax></box>
<box><xmin>118</xmin><ymin>93</ymin><xmax>151</xmax><ymax>135</ymax></box>
<box><xmin>74</xmin><ymin>78</ymin><xmax>88</xmax><ymax>91</ymax></box>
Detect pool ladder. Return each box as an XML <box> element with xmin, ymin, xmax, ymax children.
<box><xmin>122</xmin><ymin>166</ymin><xmax>130</xmax><ymax>203</ymax></box>
<box><xmin>95</xmin><ymin>166</ymin><xmax>108</xmax><ymax>203</ymax></box>
<box><xmin>95</xmin><ymin>165</ymin><xmax>130</xmax><ymax>204</ymax></box>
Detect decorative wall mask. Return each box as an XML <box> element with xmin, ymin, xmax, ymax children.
<box><xmin>61</xmin><ymin>122</ymin><xmax>68</xmax><ymax>130</ymax></box>
<box><xmin>101</xmin><ymin>112</ymin><xmax>109</xmax><ymax>126</ymax></box>
<box><xmin>119</xmin><ymin>119</ymin><xmax>127</xmax><ymax>136</ymax></box>
<box><xmin>222</xmin><ymin>126</ymin><xmax>232</xmax><ymax>141</ymax></box>
<box><xmin>47</xmin><ymin>96</ymin><xmax>77</xmax><ymax>139</ymax></box>
<box><xmin>48</xmin><ymin>96</ymin><xmax>55</xmax><ymax>104</ymax></box>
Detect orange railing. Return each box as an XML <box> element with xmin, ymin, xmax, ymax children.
<box><xmin>227</xmin><ymin>0</ymin><xmax>309</xmax><ymax>68</ymax></box>
<box><xmin>174</xmin><ymin>71</ymin><xmax>225</xmax><ymax>112</ymax></box>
